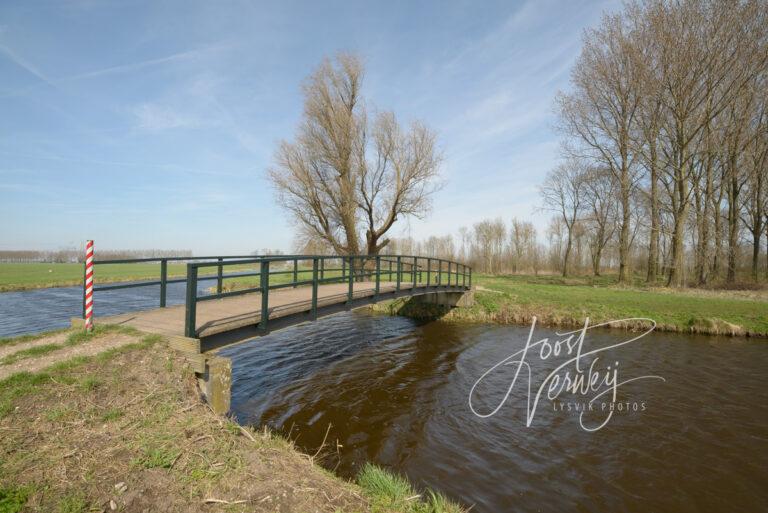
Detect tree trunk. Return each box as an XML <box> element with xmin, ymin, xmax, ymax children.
<box><xmin>646</xmin><ymin>156</ymin><xmax>659</xmax><ymax>284</ymax></box>
<box><xmin>726</xmin><ymin>157</ymin><xmax>740</xmax><ymax>284</ymax></box>
<box><xmin>618</xmin><ymin>176</ymin><xmax>630</xmax><ymax>283</ymax></box>
<box><xmin>563</xmin><ymin>230</ymin><xmax>573</xmax><ymax>277</ymax></box>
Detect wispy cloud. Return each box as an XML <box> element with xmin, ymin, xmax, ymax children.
<box><xmin>59</xmin><ymin>42</ymin><xmax>228</xmax><ymax>82</ymax></box>
<box><xmin>0</xmin><ymin>43</ymin><xmax>55</xmax><ymax>86</ymax></box>
<box><xmin>132</xmin><ymin>102</ymin><xmax>199</xmax><ymax>131</ymax></box>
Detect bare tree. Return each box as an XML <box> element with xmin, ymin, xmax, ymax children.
<box><xmin>540</xmin><ymin>162</ymin><xmax>586</xmax><ymax>276</ymax></box>
<box><xmin>582</xmin><ymin>167</ymin><xmax>617</xmax><ymax>276</ymax></box>
<box><xmin>556</xmin><ymin>12</ymin><xmax>642</xmax><ymax>283</ymax></box>
<box><xmin>269</xmin><ymin>53</ymin><xmax>442</xmax><ymax>256</ymax></box>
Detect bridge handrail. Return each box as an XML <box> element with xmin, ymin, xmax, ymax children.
<box><xmin>83</xmin><ymin>253</ymin><xmax>472</xmax><ymax>338</ymax></box>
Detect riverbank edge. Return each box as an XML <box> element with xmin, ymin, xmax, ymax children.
<box><xmin>367</xmin><ymin>294</ymin><xmax>768</xmax><ymax>338</ymax></box>
<box><xmin>0</xmin><ymin>328</ymin><xmax>464</xmax><ymax>513</ymax></box>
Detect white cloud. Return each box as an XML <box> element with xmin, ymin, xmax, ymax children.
<box><xmin>132</xmin><ymin>103</ymin><xmax>199</xmax><ymax>131</ymax></box>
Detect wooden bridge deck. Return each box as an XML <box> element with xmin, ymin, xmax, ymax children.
<box><xmin>95</xmin><ymin>281</ymin><xmax>462</xmax><ymax>352</ymax></box>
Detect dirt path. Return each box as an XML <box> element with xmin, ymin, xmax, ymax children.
<box><xmin>0</xmin><ymin>332</ymin><xmax>70</xmax><ymax>360</ymax></box>
<box><xmin>0</xmin><ymin>333</ymin><xmax>138</xmax><ymax>380</ymax></box>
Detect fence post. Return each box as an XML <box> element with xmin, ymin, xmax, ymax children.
<box><xmin>426</xmin><ymin>258</ymin><xmax>431</xmax><ymax>288</ymax></box>
<box><xmin>293</xmin><ymin>258</ymin><xmax>298</xmax><ymax>287</ymax></box>
<box><xmin>413</xmin><ymin>256</ymin><xmax>417</xmax><ymax>288</ymax></box>
<box><xmin>82</xmin><ymin>260</ymin><xmax>87</xmax><ymax>319</ymax></box>
<box><xmin>216</xmin><ymin>257</ymin><xmax>223</xmax><ymax>294</ymax></box>
<box><xmin>342</xmin><ymin>258</ymin><xmax>346</xmax><ymax>279</ymax></box>
<box><xmin>260</xmin><ymin>260</ymin><xmax>270</xmax><ymax>331</ymax></box>
<box><xmin>320</xmin><ymin>258</ymin><xmax>325</xmax><ymax>281</ymax></box>
<box><xmin>347</xmin><ymin>256</ymin><xmax>354</xmax><ymax>303</ymax></box>
<box><xmin>375</xmin><ymin>255</ymin><xmax>381</xmax><ymax>299</ymax></box>
<box><xmin>389</xmin><ymin>259</ymin><xmax>393</xmax><ymax>281</ymax></box>
<box><xmin>462</xmin><ymin>265</ymin><xmax>466</xmax><ymax>288</ymax></box>
<box><xmin>469</xmin><ymin>267</ymin><xmax>472</xmax><ymax>288</ymax></box>
<box><xmin>160</xmin><ymin>259</ymin><xmax>168</xmax><ymax>307</ymax></box>
<box><xmin>311</xmin><ymin>258</ymin><xmax>319</xmax><ymax>319</ymax></box>
<box><xmin>396</xmin><ymin>256</ymin><xmax>401</xmax><ymax>292</ymax></box>
<box><xmin>184</xmin><ymin>264</ymin><xmax>198</xmax><ymax>338</ymax></box>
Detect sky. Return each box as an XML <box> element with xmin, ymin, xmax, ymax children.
<box><xmin>0</xmin><ymin>0</ymin><xmax>619</xmax><ymax>254</ymax></box>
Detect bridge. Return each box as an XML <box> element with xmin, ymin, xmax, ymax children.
<box><xmin>73</xmin><ymin>254</ymin><xmax>474</xmax><ymax>412</ymax></box>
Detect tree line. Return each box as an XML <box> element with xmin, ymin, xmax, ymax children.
<box><xmin>548</xmin><ymin>0</ymin><xmax>767</xmax><ymax>286</ymax></box>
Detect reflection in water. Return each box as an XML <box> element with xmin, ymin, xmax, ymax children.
<box><xmin>223</xmin><ymin>311</ymin><xmax>768</xmax><ymax>513</ymax></box>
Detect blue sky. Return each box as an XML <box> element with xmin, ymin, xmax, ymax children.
<box><xmin>0</xmin><ymin>0</ymin><xmax>618</xmax><ymax>254</ymax></box>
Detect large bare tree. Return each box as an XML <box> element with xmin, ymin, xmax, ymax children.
<box><xmin>269</xmin><ymin>53</ymin><xmax>441</xmax><ymax>256</ymax></box>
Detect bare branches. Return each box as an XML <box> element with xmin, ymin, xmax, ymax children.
<box><xmin>269</xmin><ymin>53</ymin><xmax>442</xmax><ymax>256</ymax></box>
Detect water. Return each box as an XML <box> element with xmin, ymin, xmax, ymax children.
<box><xmin>222</xmin><ymin>311</ymin><xmax>768</xmax><ymax>513</ymax></box>
<box><xmin>0</xmin><ymin>280</ymin><xmax>218</xmax><ymax>338</ymax></box>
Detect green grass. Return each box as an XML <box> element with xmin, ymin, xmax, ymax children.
<box><xmin>0</xmin><ymin>486</ymin><xmax>31</xmax><ymax>513</ymax></box>
<box><xmin>57</xmin><ymin>493</ymin><xmax>88</xmax><ymax>513</ymax></box>
<box><xmin>0</xmin><ymin>325</ymin><xmax>141</xmax><ymax>365</ymax></box>
<box><xmin>0</xmin><ymin>328</ymin><xmax>71</xmax><ymax>348</ymax></box>
<box><xmin>0</xmin><ymin>333</ymin><xmax>160</xmax><ymax>419</ymax></box>
<box><xmin>357</xmin><ymin>463</ymin><xmax>463</xmax><ymax>513</ymax></box>
<box><xmin>0</xmin><ymin>262</ymin><xmax>262</xmax><ymax>292</ymax></box>
<box><xmin>465</xmin><ymin>273</ymin><xmax>768</xmax><ymax>336</ymax></box>
<box><xmin>133</xmin><ymin>445</ymin><xmax>180</xmax><ymax>469</ymax></box>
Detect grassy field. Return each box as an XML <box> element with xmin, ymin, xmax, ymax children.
<box><xmin>375</xmin><ymin>273</ymin><xmax>768</xmax><ymax>337</ymax></box>
<box><xmin>0</xmin><ymin>262</ymin><xmax>274</xmax><ymax>292</ymax></box>
<box><xmin>0</xmin><ymin>329</ymin><xmax>463</xmax><ymax>512</ymax></box>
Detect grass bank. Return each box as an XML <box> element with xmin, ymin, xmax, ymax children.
<box><xmin>0</xmin><ymin>329</ymin><xmax>463</xmax><ymax>513</ymax></box>
<box><xmin>373</xmin><ymin>273</ymin><xmax>768</xmax><ymax>337</ymax></box>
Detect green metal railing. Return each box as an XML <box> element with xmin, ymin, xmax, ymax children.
<box><xmin>85</xmin><ymin>254</ymin><xmax>472</xmax><ymax>339</ymax></box>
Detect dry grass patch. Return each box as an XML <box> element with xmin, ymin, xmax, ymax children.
<box><xmin>0</xmin><ymin>339</ymin><xmax>375</xmax><ymax>512</ymax></box>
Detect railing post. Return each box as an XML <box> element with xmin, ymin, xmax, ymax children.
<box><xmin>293</xmin><ymin>258</ymin><xmax>298</xmax><ymax>288</ymax></box>
<box><xmin>216</xmin><ymin>257</ymin><xmax>223</xmax><ymax>295</ymax></box>
<box><xmin>375</xmin><ymin>255</ymin><xmax>381</xmax><ymax>299</ymax></box>
<box><xmin>342</xmin><ymin>258</ymin><xmax>346</xmax><ymax>279</ymax></box>
<box><xmin>347</xmin><ymin>256</ymin><xmax>354</xmax><ymax>303</ymax></box>
<box><xmin>462</xmin><ymin>265</ymin><xmax>466</xmax><ymax>288</ymax></box>
<box><xmin>260</xmin><ymin>260</ymin><xmax>269</xmax><ymax>331</ymax></box>
<box><xmin>469</xmin><ymin>267</ymin><xmax>472</xmax><ymax>288</ymax></box>
<box><xmin>389</xmin><ymin>259</ymin><xmax>393</xmax><ymax>281</ymax></box>
<box><xmin>184</xmin><ymin>264</ymin><xmax>198</xmax><ymax>338</ymax></box>
<box><xmin>396</xmin><ymin>256</ymin><xmax>401</xmax><ymax>292</ymax></box>
<box><xmin>426</xmin><ymin>258</ymin><xmax>431</xmax><ymax>288</ymax></box>
<box><xmin>311</xmin><ymin>258</ymin><xmax>319</xmax><ymax>319</ymax></box>
<box><xmin>81</xmin><ymin>260</ymin><xmax>87</xmax><ymax>319</ymax></box>
<box><xmin>437</xmin><ymin>259</ymin><xmax>442</xmax><ymax>286</ymax></box>
<box><xmin>413</xmin><ymin>256</ymin><xmax>417</xmax><ymax>289</ymax></box>
<box><xmin>160</xmin><ymin>259</ymin><xmax>168</xmax><ymax>307</ymax></box>
<box><xmin>320</xmin><ymin>258</ymin><xmax>325</xmax><ymax>281</ymax></box>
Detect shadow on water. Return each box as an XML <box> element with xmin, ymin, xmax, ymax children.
<box><xmin>223</xmin><ymin>310</ymin><xmax>768</xmax><ymax>513</ymax></box>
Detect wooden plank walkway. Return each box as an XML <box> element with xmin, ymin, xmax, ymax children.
<box><xmin>97</xmin><ymin>281</ymin><xmax>424</xmax><ymax>344</ymax></box>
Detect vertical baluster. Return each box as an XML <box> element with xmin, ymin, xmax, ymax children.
<box><xmin>160</xmin><ymin>259</ymin><xmax>167</xmax><ymax>307</ymax></box>
<box><xmin>260</xmin><ymin>260</ymin><xmax>270</xmax><ymax>331</ymax></box>
<box><xmin>216</xmin><ymin>257</ymin><xmax>223</xmax><ymax>294</ymax></box>
<box><xmin>184</xmin><ymin>264</ymin><xmax>198</xmax><ymax>338</ymax></box>
<box><xmin>311</xmin><ymin>258</ymin><xmax>319</xmax><ymax>319</ymax></box>
<box><xmin>347</xmin><ymin>256</ymin><xmax>354</xmax><ymax>303</ymax></box>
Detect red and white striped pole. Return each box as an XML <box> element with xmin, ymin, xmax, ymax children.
<box><xmin>84</xmin><ymin>240</ymin><xmax>94</xmax><ymax>331</ymax></box>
